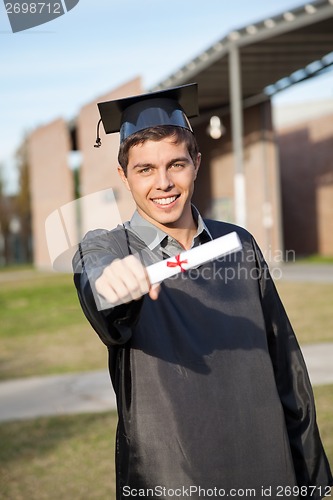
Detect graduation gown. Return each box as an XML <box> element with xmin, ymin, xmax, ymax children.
<box><xmin>73</xmin><ymin>219</ymin><xmax>332</xmax><ymax>500</ymax></box>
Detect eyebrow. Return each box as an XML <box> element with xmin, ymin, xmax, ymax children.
<box><xmin>131</xmin><ymin>157</ymin><xmax>190</xmax><ymax>171</ymax></box>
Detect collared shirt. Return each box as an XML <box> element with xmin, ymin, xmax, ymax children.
<box><xmin>123</xmin><ymin>205</ymin><xmax>212</xmax><ymax>259</ymax></box>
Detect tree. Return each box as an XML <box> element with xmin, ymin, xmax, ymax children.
<box><xmin>0</xmin><ymin>165</ymin><xmax>11</xmax><ymax>265</ymax></box>
<box><xmin>15</xmin><ymin>136</ymin><xmax>32</xmax><ymax>263</ymax></box>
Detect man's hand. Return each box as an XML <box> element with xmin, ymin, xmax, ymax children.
<box><xmin>95</xmin><ymin>255</ymin><xmax>160</xmax><ymax>306</ymax></box>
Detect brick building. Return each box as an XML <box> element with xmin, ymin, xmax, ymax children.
<box><xmin>276</xmin><ymin>102</ymin><xmax>333</xmax><ymax>257</ymax></box>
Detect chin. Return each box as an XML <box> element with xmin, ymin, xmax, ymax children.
<box><xmin>139</xmin><ymin>199</ymin><xmax>189</xmax><ymax>226</ymax></box>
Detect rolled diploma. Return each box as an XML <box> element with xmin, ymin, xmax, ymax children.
<box><xmin>146</xmin><ymin>231</ymin><xmax>242</xmax><ymax>285</ymax></box>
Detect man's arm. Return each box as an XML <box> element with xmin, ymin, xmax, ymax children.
<box><xmin>73</xmin><ymin>228</ymin><xmax>160</xmax><ymax>346</ymax></box>
<box><xmin>253</xmin><ymin>239</ymin><xmax>332</xmax><ymax>496</ymax></box>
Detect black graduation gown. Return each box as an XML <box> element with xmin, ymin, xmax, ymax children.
<box><xmin>73</xmin><ymin>220</ymin><xmax>332</xmax><ymax>500</ymax></box>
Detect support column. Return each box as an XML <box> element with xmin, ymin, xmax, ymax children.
<box><xmin>229</xmin><ymin>44</ymin><xmax>246</xmax><ymax>228</ymax></box>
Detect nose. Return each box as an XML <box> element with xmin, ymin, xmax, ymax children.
<box><xmin>156</xmin><ymin>168</ymin><xmax>174</xmax><ymax>191</ymax></box>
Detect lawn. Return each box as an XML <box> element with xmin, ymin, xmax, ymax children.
<box><xmin>1</xmin><ymin>269</ymin><xmax>333</xmax><ymax>380</ymax></box>
<box><xmin>0</xmin><ymin>271</ymin><xmax>106</xmax><ymax>381</ymax></box>
<box><xmin>0</xmin><ymin>385</ymin><xmax>332</xmax><ymax>499</ymax></box>
<box><xmin>0</xmin><ymin>412</ymin><xmax>117</xmax><ymax>499</ymax></box>
<box><xmin>276</xmin><ymin>281</ymin><xmax>333</xmax><ymax>344</ymax></box>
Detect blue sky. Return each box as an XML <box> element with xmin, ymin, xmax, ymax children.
<box><xmin>1</xmin><ymin>0</ymin><xmax>333</xmax><ymax>193</ymax></box>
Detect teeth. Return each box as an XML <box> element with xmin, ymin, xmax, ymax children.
<box><xmin>153</xmin><ymin>196</ymin><xmax>177</xmax><ymax>205</ymax></box>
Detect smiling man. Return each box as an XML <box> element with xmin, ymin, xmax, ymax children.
<box><xmin>73</xmin><ymin>84</ymin><xmax>332</xmax><ymax>500</ymax></box>
<box><xmin>119</xmin><ymin>136</ymin><xmax>199</xmax><ymax>236</ymax></box>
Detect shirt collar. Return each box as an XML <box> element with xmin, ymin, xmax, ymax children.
<box><xmin>126</xmin><ymin>205</ymin><xmax>212</xmax><ymax>251</ymax></box>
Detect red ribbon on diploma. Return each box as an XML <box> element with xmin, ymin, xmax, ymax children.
<box><xmin>166</xmin><ymin>255</ymin><xmax>188</xmax><ymax>272</ymax></box>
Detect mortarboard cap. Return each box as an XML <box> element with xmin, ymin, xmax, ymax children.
<box><xmin>95</xmin><ymin>83</ymin><xmax>198</xmax><ymax>146</ymax></box>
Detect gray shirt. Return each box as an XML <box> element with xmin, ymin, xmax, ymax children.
<box><xmin>123</xmin><ymin>206</ymin><xmax>212</xmax><ymax>259</ymax></box>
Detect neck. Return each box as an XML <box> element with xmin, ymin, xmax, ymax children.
<box><xmin>137</xmin><ymin>205</ymin><xmax>197</xmax><ymax>250</ymax></box>
<box><xmin>165</xmin><ymin>204</ymin><xmax>198</xmax><ymax>250</ymax></box>
<box><xmin>163</xmin><ymin>219</ymin><xmax>197</xmax><ymax>250</ymax></box>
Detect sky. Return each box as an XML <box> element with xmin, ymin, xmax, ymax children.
<box><xmin>1</xmin><ymin>0</ymin><xmax>333</xmax><ymax>193</ymax></box>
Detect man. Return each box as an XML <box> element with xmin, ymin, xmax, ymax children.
<box><xmin>73</xmin><ymin>84</ymin><xmax>332</xmax><ymax>499</ymax></box>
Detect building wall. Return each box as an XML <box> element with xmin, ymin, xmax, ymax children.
<box><xmin>77</xmin><ymin>77</ymin><xmax>142</xmax><ymax>226</ymax></box>
<box><xmin>28</xmin><ymin>118</ymin><xmax>73</xmax><ymax>269</ymax></box>
<box><xmin>193</xmin><ymin>100</ymin><xmax>282</xmax><ymax>260</ymax></box>
<box><xmin>277</xmin><ymin>112</ymin><xmax>333</xmax><ymax>257</ymax></box>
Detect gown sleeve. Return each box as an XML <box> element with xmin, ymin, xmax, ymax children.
<box><xmin>72</xmin><ymin>228</ymin><xmax>142</xmax><ymax>347</ymax></box>
<box><xmin>253</xmin><ymin>239</ymin><xmax>333</xmax><ymax>498</ymax></box>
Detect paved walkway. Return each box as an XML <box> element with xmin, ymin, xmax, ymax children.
<box><xmin>278</xmin><ymin>263</ymin><xmax>333</xmax><ymax>283</ymax></box>
<box><xmin>0</xmin><ymin>370</ymin><xmax>116</xmax><ymax>422</ymax></box>
<box><xmin>0</xmin><ymin>343</ymin><xmax>332</xmax><ymax>423</ymax></box>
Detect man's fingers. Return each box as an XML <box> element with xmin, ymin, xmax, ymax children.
<box><xmin>95</xmin><ymin>264</ymin><xmax>129</xmax><ymax>305</ymax></box>
<box><xmin>105</xmin><ymin>261</ymin><xmax>147</xmax><ymax>300</ymax></box>
<box><xmin>149</xmin><ymin>283</ymin><xmax>161</xmax><ymax>301</ymax></box>
<box><xmin>121</xmin><ymin>255</ymin><xmax>151</xmax><ymax>295</ymax></box>
<box><xmin>95</xmin><ymin>255</ymin><xmax>152</xmax><ymax>306</ymax></box>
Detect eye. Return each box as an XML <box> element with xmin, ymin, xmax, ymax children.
<box><xmin>138</xmin><ymin>167</ymin><xmax>152</xmax><ymax>174</ymax></box>
<box><xmin>171</xmin><ymin>162</ymin><xmax>184</xmax><ymax>169</ymax></box>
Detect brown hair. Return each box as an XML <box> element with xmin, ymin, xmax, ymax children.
<box><xmin>118</xmin><ymin>125</ymin><xmax>199</xmax><ymax>175</ymax></box>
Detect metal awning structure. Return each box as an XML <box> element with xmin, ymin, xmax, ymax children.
<box><xmin>151</xmin><ymin>0</ymin><xmax>333</xmax><ymax>228</ymax></box>
<box><xmin>152</xmin><ymin>0</ymin><xmax>333</xmax><ymax>113</ymax></box>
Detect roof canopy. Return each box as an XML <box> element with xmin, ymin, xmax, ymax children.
<box><xmin>152</xmin><ymin>0</ymin><xmax>333</xmax><ymax>116</ymax></box>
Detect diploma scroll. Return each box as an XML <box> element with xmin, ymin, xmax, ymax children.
<box><xmin>147</xmin><ymin>231</ymin><xmax>242</xmax><ymax>284</ymax></box>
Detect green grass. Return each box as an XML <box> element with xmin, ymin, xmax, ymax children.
<box><xmin>0</xmin><ymin>272</ymin><xmax>106</xmax><ymax>381</ymax></box>
<box><xmin>0</xmin><ymin>412</ymin><xmax>117</xmax><ymax>499</ymax></box>
<box><xmin>296</xmin><ymin>255</ymin><xmax>333</xmax><ymax>264</ymax></box>
<box><xmin>1</xmin><ymin>271</ymin><xmax>91</xmax><ymax>338</ymax></box>
<box><xmin>276</xmin><ymin>281</ymin><xmax>333</xmax><ymax>344</ymax></box>
<box><xmin>2</xmin><ymin>278</ymin><xmax>83</xmax><ymax>338</ymax></box>
<box><xmin>315</xmin><ymin>385</ymin><xmax>333</xmax><ymax>465</ymax></box>
<box><xmin>0</xmin><ymin>264</ymin><xmax>34</xmax><ymax>272</ymax></box>
<box><xmin>0</xmin><ymin>386</ymin><xmax>332</xmax><ymax>499</ymax></box>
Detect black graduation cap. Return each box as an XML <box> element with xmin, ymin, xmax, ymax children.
<box><xmin>95</xmin><ymin>83</ymin><xmax>198</xmax><ymax>147</ymax></box>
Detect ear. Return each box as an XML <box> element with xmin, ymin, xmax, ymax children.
<box><xmin>194</xmin><ymin>153</ymin><xmax>201</xmax><ymax>180</ymax></box>
<box><xmin>118</xmin><ymin>166</ymin><xmax>131</xmax><ymax>191</ymax></box>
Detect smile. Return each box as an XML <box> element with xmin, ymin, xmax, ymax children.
<box><xmin>152</xmin><ymin>195</ymin><xmax>179</xmax><ymax>206</ymax></box>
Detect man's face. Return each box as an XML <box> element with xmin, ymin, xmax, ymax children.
<box><xmin>118</xmin><ymin>137</ymin><xmax>200</xmax><ymax>230</ymax></box>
